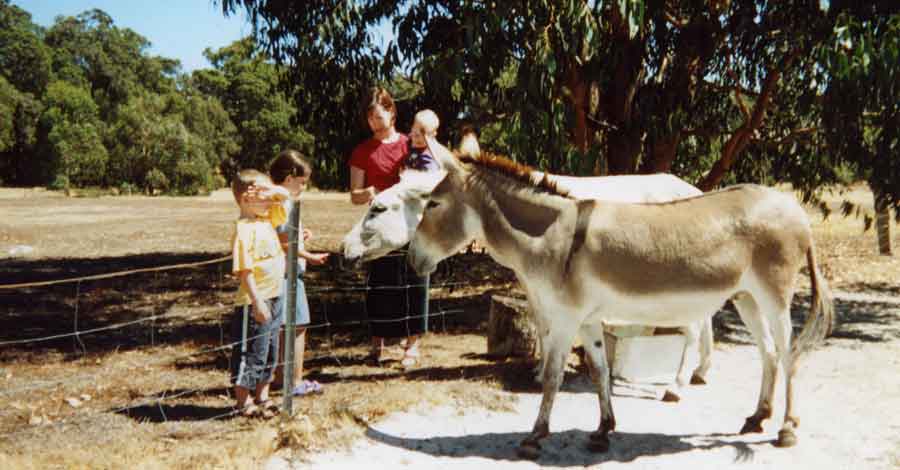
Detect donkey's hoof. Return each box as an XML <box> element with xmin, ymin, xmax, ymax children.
<box><xmin>587</xmin><ymin>432</ymin><xmax>610</xmax><ymax>453</ymax></box>
<box><xmin>774</xmin><ymin>429</ymin><xmax>797</xmax><ymax>448</ymax></box>
<box><xmin>690</xmin><ymin>374</ymin><xmax>707</xmax><ymax>385</ymax></box>
<box><xmin>661</xmin><ymin>390</ymin><xmax>681</xmax><ymax>402</ymax></box>
<box><xmin>517</xmin><ymin>442</ymin><xmax>541</xmax><ymax>460</ymax></box>
<box><xmin>740</xmin><ymin>418</ymin><xmax>764</xmax><ymax>434</ymax></box>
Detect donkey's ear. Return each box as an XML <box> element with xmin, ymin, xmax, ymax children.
<box><xmin>399</xmin><ymin>168</ymin><xmax>446</xmax><ymax>199</ymax></box>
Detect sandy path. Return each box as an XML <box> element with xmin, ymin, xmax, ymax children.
<box><xmin>277</xmin><ymin>297</ymin><xmax>899</xmax><ymax>469</ymax></box>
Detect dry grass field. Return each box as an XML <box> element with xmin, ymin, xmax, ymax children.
<box><xmin>0</xmin><ymin>184</ymin><xmax>897</xmax><ymax>469</ymax></box>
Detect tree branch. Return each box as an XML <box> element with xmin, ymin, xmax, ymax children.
<box><xmin>750</xmin><ymin>127</ymin><xmax>817</xmax><ymax>148</ymax></box>
<box><xmin>698</xmin><ymin>49</ymin><xmax>802</xmax><ymax>191</ymax></box>
<box><xmin>727</xmin><ymin>69</ymin><xmax>751</xmax><ymax>120</ymax></box>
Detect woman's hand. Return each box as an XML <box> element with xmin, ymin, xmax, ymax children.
<box><xmin>307</xmin><ymin>253</ymin><xmax>329</xmax><ymax>266</ymax></box>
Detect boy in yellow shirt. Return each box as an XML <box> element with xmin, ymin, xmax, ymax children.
<box><xmin>229</xmin><ymin>169</ymin><xmax>286</xmax><ymax>418</ymax></box>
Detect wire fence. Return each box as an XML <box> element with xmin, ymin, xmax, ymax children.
<box><xmin>0</xmin><ymin>240</ymin><xmax>504</xmax><ymax>451</ymax></box>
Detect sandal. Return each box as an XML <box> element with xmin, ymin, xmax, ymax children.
<box><xmin>291</xmin><ymin>380</ymin><xmax>323</xmax><ymax>396</ymax></box>
<box><xmin>367</xmin><ymin>345</ymin><xmax>393</xmax><ymax>363</ymax></box>
<box><xmin>238</xmin><ymin>403</ymin><xmax>276</xmax><ymax>419</ymax></box>
<box><xmin>255</xmin><ymin>398</ymin><xmax>279</xmax><ymax>412</ymax></box>
<box><xmin>401</xmin><ymin>348</ymin><xmax>420</xmax><ymax>369</ymax></box>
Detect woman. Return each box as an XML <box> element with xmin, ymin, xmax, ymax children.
<box><xmin>349</xmin><ymin>86</ymin><xmax>426</xmax><ymax>368</ymax></box>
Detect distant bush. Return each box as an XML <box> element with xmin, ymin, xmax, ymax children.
<box><xmin>145</xmin><ymin>168</ymin><xmax>168</xmax><ymax>194</ymax></box>
<box><xmin>48</xmin><ymin>174</ymin><xmax>69</xmax><ymax>191</ymax></box>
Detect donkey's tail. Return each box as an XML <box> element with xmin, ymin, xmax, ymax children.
<box><xmin>790</xmin><ymin>242</ymin><xmax>834</xmax><ymax>368</ymax></box>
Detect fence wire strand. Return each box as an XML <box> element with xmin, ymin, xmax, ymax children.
<box><xmin>1</xmin><ymin>245</ymin><xmax>491</xmax><ymax>452</ymax></box>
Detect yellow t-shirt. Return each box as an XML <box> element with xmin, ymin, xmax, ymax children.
<box><xmin>232</xmin><ymin>217</ymin><xmax>286</xmax><ymax>306</ymax></box>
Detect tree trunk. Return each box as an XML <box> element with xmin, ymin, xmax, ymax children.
<box><xmin>486</xmin><ymin>294</ymin><xmax>538</xmax><ymax>359</ymax></box>
<box><xmin>875</xmin><ymin>191</ymin><xmax>894</xmax><ymax>256</ymax></box>
<box><xmin>606</xmin><ymin>128</ymin><xmax>642</xmax><ymax>175</ymax></box>
<box><xmin>567</xmin><ymin>65</ymin><xmax>591</xmax><ymax>154</ymax></box>
<box><xmin>645</xmin><ymin>134</ymin><xmax>681</xmax><ymax>174</ymax></box>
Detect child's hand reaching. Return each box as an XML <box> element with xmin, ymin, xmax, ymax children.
<box><xmin>307</xmin><ymin>253</ymin><xmax>329</xmax><ymax>266</ymax></box>
<box><xmin>252</xmin><ymin>301</ymin><xmax>271</xmax><ymax>324</ymax></box>
<box><xmin>249</xmin><ymin>182</ymin><xmax>288</xmax><ymax>201</ymax></box>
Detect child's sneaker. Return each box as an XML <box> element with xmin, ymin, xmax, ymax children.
<box><xmin>291</xmin><ymin>380</ymin><xmax>323</xmax><ymax>396</ymax></box>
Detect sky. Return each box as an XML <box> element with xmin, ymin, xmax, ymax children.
<box><xmin>16</xmin><ymin>1</ymin><xmax>397</xmax><ymax>73</ymax></box>
<box><xmin>15</xmin><ymin>0</ymin><xmax>252</xmax><ymax>72</ymax></box>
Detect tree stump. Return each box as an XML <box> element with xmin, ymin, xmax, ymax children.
<box><xmin>487</xmin><ymin>294</ymin><xmax>538</xmax><ymax>359</ymax></box>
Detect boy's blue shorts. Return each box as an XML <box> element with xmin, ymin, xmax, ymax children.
<box><xmin>276</xmin><ymin>275</ymin><xmax>311</xmax><ymax>326</ymax></box>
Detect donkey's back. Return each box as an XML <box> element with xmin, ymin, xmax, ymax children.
<box><xmin>575</xmin><ymin>184</ymin><xmax>812</xmax><ymax>324</ymax></box>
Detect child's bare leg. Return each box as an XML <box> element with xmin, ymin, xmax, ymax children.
<box><xmin>370</xmin><ymin>336</ymin><xmax>384</xmax><ymax>359</ymax></box>
<box><xmin>255</xmin><ymin>381</ymin><xmax>271</xmax><ymax>403</ymax></box>
<box><xmin>235</xmin><ymin>386</ymin><xmax>252</xmax><ymax>409</ymax></box>
<box><xmin>402</xmin><ymin>335</ymin><xmax>420</xmax><ymax>369</ymax></box>
<box><xmin>405</xmin><ymin>335</ymin><xmax>419</xmax><ymax>355</ymax></box>
<box><xmin>293</xmin><ymin>328</ymin><xmax>307</xmax><ymax>388</ymax></box>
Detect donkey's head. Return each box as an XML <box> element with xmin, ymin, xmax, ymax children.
<box><xmin>342</xmin><ymin>136</ymin><xmax>482</xmax><ymax>274</ymax></box>
<box><xmin>341</xmin><ymin>168</ymin><xmax>445</xmax><ymax>267</ymax></box>
<box><xmin>405</xmin><ymin>138</ymin><xmax>481</xmax><ymax>275</ymax></box>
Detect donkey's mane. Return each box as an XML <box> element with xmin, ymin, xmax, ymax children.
<box><xmin>456</xmin><ymin>152</ymin><xmax>569</xmax><ymax>197</ymax></box>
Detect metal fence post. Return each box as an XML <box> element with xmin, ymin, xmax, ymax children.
<box><xmin>282</xmin><ymin>201</ymin><xmax>299</xmax><ymax>417</ymax></box>
<box><xmin>422</xmin><ymin>274</ymin><xmax>430</xmax><ymax>333</ymax></box>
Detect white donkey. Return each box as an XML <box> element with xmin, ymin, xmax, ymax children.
<box><xmin>342</xmin><ymin>139</ymin><xmax>832</xmax><ymax>458</ymax></box>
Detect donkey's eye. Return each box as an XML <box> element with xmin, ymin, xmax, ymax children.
<box><xmin>370</xmin><ymin>204</ymin><xmax>386</xmax><ymax>215</ymax></box>
<box><xmin>426</xmin><ymin>200</ymin><xmax>440</xmax><ymax>209</ymax></box>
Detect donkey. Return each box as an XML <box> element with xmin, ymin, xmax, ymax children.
<box><xmin>531</xmin><ymin>171</ymin><xmax>712</xmax><ymax>399</ymax></box>
<box><xmin>342</xmin><ymin>139</ymin><xmax>833</xmax><ymax>458</ymax></box>
<box><xmin>459</xmin><ymin>136</ymin><xmax>713</xmax><ymax>399</ymax></box>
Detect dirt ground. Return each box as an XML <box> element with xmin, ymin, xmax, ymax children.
<box><xmin>0</xmin><ymin>185</ymin><xmax>898</xmax><ymax>469</ymax></box>
<box><xmin>297</xmin><ymin>291</ymin><xmax>900</xmax><ymax>469</ymax></box>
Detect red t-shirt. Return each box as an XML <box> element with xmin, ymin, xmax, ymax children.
<box><xmin>349</xmin><ymin>134</ymin><xmax>410</xmax><ymax>192</ymax></box>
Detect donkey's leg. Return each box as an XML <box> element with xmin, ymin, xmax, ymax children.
<box><xmin>533</xmin><ymin>333</ymin><xmax>545</xmax><ymax>383</ymax></box>
<box><xmin>664</xmin><ymin>323</ymin><xmax>699</xmax><ymax>402</ymax></box>
<box><xmin>578</xmin><ymin>322</ymin><xmax>616</xmax><ymax>452</ymax></box>
<box><xmin>770</xmin><ymin>305</ymin><xmax>799</xmax><ymax>447</ymax></box>
<box><xmin>518</xmin><ymin>324</ymin><xmax>578</xmax><ymax>459</ymax></box>
<box><xmin>733</xmin><ymin>293</ymin><xmax>778</xmax><ymax>434</ymax></box>
<box><xmin>691</xmin><ymin>316</ymin><xmax>714</xmax><ymax>385</ymax></box>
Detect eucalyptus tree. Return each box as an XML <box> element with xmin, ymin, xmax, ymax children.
<box><xmin>0</xmin><ymin>0</ymin><xmax>52</xmax><ymax>96</ymax></box>
<box><xmin>818</xmin><ymin>4</ymin><xmax>899</xmax><ymax>253</ymax></box>
<box><xmin>221</xmin><ymin>1</ymin><xmax>897</xmax><ymax>244</ymax></box>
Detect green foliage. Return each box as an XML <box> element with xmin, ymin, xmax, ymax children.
<box><xmin>0</xmin><ymin>1</ymin><xmax>52</xmax><ymax>95</ymax></box>
<box><xmin>818</xmin><ymin>5</ymin><xmax>900</xmax><ymax>212</ymax></box>
<box><xmin>44</xmin><ymin>9</ymin><xmax>178</xmax><ymax>120</ymax></box>
<box><xmin>0</xmin><ymin>5</ymin><xmax>242</xmax><ymax>195</ymax></box>
<box><xmin>38</xmin><ymin>80</ymin><xmax>107</xmax><ymax>186</ymax></box>
<box><xmin>48</xmin><ymin>173</ymin><xmax>69</xmax><ymax>191</ymax></box>
<box><xmin>0</xmin><ymin>76</ymin><xmax>17</xmax><ymax>154</ymax></box>
<box><xmin>223</xmin><ymin>0</ymin><xmax>898</xmax><ymax>205</ymax></box>
<box><xmin>144</xmin><ymin>168</ymin><xmax>168</xmax><ymax>193</ymax></box>
<box><xmin>193</xmin><ymin>37</ymin><xmax>312</xmax><ymax>178</ymax></box>
<box><xmin>106</xmin><ymin>90</ymin><xmax>234</xmax><ymax>195</ymax></box>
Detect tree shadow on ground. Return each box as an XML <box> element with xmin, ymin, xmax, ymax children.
<box><xmin>113</xmin><ymin>385</ymin><xmax>235</xmax><ymax>422</ymax></box>
<box><xmin>115</xmin><ymin>403</ymin><xmax>236</xmax><ymax>423</ymax></box>
<box><xmin>363</xmin><ymin>426</ymin><xmax>759</xmax><ymax>467</ymax></box>
<box><xmin>712</xmin><ymin>291</ymin><xmax>899</xmax><ymax>345</ymax></box>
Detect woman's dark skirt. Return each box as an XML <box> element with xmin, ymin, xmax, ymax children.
<box><xmin>365</xmin><ymin>250</ymin><xmax>427</xmax><ymax>339</ymax></box>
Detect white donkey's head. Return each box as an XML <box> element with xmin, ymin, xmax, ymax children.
<box><xmin>341</xmin><ymin>167</ymin><xmax>446</xmax><ymax>266</ymax></box>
